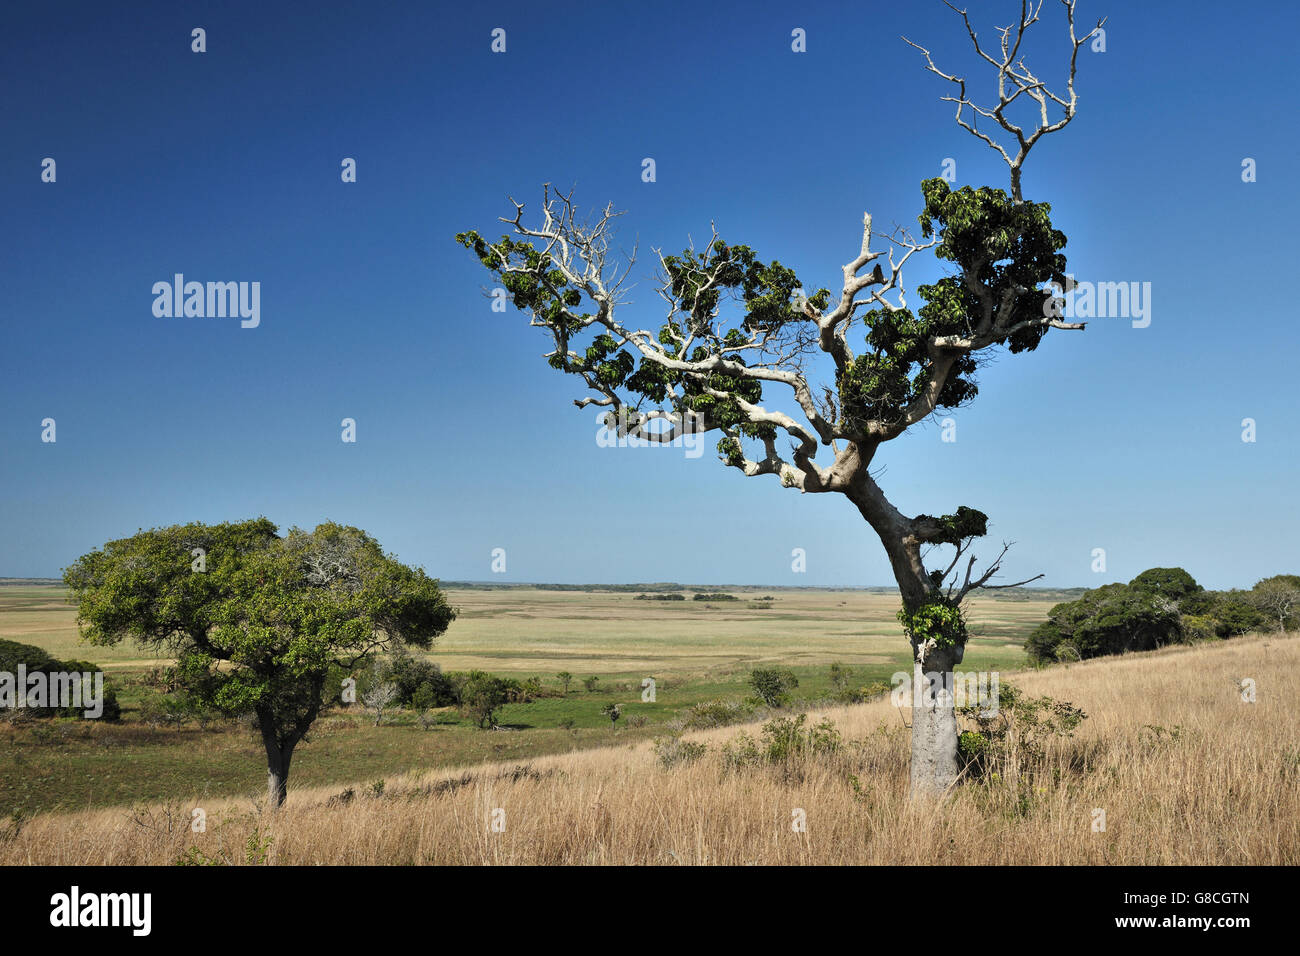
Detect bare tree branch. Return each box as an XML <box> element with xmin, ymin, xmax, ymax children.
<box><xmin>903</xmin><ymin>0</ymin><xmax>1106</xmax><ymax>200</ymax></box>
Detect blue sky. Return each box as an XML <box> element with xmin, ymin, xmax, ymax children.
<box><xmin>1</xmin><ymin>0</ymin><xmax>1295</xmax><ymax>589</ymax></box>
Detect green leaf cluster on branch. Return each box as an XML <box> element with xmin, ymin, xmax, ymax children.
<box><xmin>898</xmin><ymin>598</ymin><xmax>969</xmax><ymax>653</ymax></box>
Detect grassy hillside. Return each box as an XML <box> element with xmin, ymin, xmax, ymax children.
<box><xmin>2</xmin><ymin>632</ymin><xmax>1294</xmax><ymax>865</ymax></box>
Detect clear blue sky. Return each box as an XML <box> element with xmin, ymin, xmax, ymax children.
<box><xmin>2</xmin><ymin>0</ymin><xmax>1295</xmax><ymax>589</ymax></box>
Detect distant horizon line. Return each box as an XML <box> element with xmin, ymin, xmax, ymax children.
<box><xmin>0</xmin><ymin>576</ymin><xmax>1086</xmax><ymax>592</ymax></box>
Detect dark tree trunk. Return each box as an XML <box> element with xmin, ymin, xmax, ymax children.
<box><xmin>256</xmin><ymin>707</ymin><xmax>298</xmax><ymax>809</ymax></box>
<box><xmin>265</xmin><ymin>742</ymin><xmax>294</xmax><ymax>808</ymax></box>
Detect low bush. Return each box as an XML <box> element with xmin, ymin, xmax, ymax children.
<box><xmin>722</xmin><ymin>713</ymin><xmax>840</xmax><ymax>770</ymax></box>
<box><xmin>956</xmin><ymin>682</ymin><xmax>1087</xmax><ymax>779</ymax></box>
<box><xmin>653</xmin><ymin>735</ymin><xmax>707</xmax><ymax>768</ymax></box>
<box><xmin>682</xmin><ymin>698</ymin><xmax>754</xmax><ymax>729</ymax></box>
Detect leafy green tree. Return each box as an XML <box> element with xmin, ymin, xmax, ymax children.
<box><xmin>459</xmin><ymin>671</ymin><xmax>511</xmax><ymax>728</ymax></box>
<box><xmin>1129</xmin><ymin>568</ymin><xmax>1203</xmax><ymax>606</ymax></box>
<box><xmin>1250</xmin><ymin>575</ymin><xmax>1300</xmax><ymax>634</ymax></box>
<box><xmin>383</xmin><ymin>645</ymin><xmax>456</xmax><ymax>707</ymax></box>
<box><xmin>582</xmin><ymin>675</ymin><xmax>600</xmax><ymax>693</ymax></box>
<box><xmin>1209</xmin><ymin>592</ymin><xmax>1266</xmax><ymax>636</ymax></box>
<box><xmin>457</xmin><ymin>4</ymin><xmax>1103</xmax><ymax>796</ymax></box>
<box><xmin>556</xmin><ymin>670</ymin><xmax>573</xmax><ymax>694</ymax></box>
<box><xmin>602</xmin><ymin>701</ymin><xmax>621</xmax><ymax>727</ymax></box>
<box><xmin>1028</xmin><ymin>580</ymin><xmax>1183</xmax><ymax>662</ymax></box>
<box><xmin>1179</xmin><ymin>614</ymin><xmax>1219</xmax><ymax>643</ymax></box>
<box><xmin>411</xmin><ymin>684</ymin><xmax>442</xmax><ymax>730</ymax></box>
<box><xmin>0</xmin><ymin>640</ymin><xmax>122</xmax><ymax>721</ymax></box>
<box><xmin>62</xmin><ymin>518</ymin><xmax>455</xmax><ymax>806</ymax></box>
<box><xmin>749</xmin><ymin>668</ymin><xmax>799</xmax><ymax>707</ymax></box>
<box><xmin>829</xmin><ymin>661</ymin><xmax>852</xmax><ymax>691</ymax></box>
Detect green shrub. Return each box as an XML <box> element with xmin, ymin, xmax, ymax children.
<box><xmin>682</xmin><ymin>698</ymin><xmax>753</xmax><ymax>729</ymax></box>
<box><xmin>1180</xmin><ymin>614</ymin><xmax>1219</xmax><ymax>643</ymax></box>
<box><xmin>457</xmin><ymin>671</ymin><xmax>512</xmax><ymax>728</ymax></box>
<box><xmin>834</xmin><ymin>679</ymin><xmax>891</xmax><ymax>705</ymax></box>
<box><xmin>829</xmin><ymin>661</ymin><xmax>852</xmax><ymax>690</ymax></box>
<box><xmin>138</xmin><ymin>691</ymin><xmax>189</xmax><ymax>729</ymax></box>
<box><xmin>0</xmin><ymin>638</ymin><xmax>57</xmax><ymax>673</ymax></box>
<box><xmin>384</xmin><ymin>649</ymin><xmax>458</xmax><ymax>707</ymax></box>
<box><xmin>956</xmin><ymin>682</ymin><xmax>1086</xmax><ymax>778</ymax></box>
<box><xmin>748</xmin><ymin>668</ymin><xmax>799</xmax><ymax>707</ymax></box>
<box><xmin>721</xmin><ymin>731</ymin><xmax>762</xmax><ymax>771</ymax></box>
<box><xmin>59</xmin><ymin>660</ymin><xmax>122</xmax><ymax>721</ymax></box>
<box><xmin>1210</xmin><ymin>593</ymin><xmax>1266</xmax><ymax>636</ymax></box>
<box><xmin>653</xmin><ymin>735</ymin><xmax>707</xmax><ymax>768</ymax></box>
<box><xmin>0</xmin><ymin>641</ymin><xmax>121</xmax><ymax>721</ymax></box>
<box><xmin>957</xmin><ymin>729</ymin><xmax>991</xmax><ymax>767</ymax></box>
<box><xmin>762</xmin><ymin>713</ymin><xmax>840</xmax><ymax>761</ymax></box>
<box><xmin>722</xmin><ymin>714</ymin><xmax>840</xmax><ymax>770</ymax></box>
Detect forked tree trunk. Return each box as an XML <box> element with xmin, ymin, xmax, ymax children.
<box><xmin>909</xmin><ymin>645</ymin><xmax>962</xmax><ymax>798</ymax></box>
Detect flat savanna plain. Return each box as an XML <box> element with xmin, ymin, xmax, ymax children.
<box><xmin>2</xmin><ymin>582</ymin><xmax>1295</xmax><ymax>864</ymax></box>
<box><xmin>1</xmin><ymin>584</ymin><xmax>1051</xmax><ymax>817</ymax></box>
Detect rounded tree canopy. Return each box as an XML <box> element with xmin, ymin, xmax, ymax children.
<box><xmin>62</xmin><ymin>519</ymin><xmax>456</xmax><ymax>716</ymax></box>
<box><xmin>1128</xmin><ymin>567</ymin><xmax>1202</xmax><ymax>602</ymax></box>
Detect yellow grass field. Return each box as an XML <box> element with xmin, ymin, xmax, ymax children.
<box><xmin>4</xmin><ymin>630</ymin><xmax>1294</xmax><ymax>865</ymax></box>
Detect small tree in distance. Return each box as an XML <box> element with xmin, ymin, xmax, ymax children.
<box><xmin>749</xmin><ymin>668</ymin><xmax>800</xmax><ymax>707</ymax></box>
<box><xmin>460</xmin><ymin>671</ymin><xmax>511</xmax><ymax>728</ymax></box>
<box><xmin>602</xmin><ymin>702</ymin><xmax>621</xmax><ymax>727</ymax></box>
<box><xmin>457</xmin><ymin>3</ymin><xmax>1105</xmax><ymax>796</ymax></box>
<box><xmin>362</xmin><ymin>666</ymin><xmax>399</xmax><ymax>727</ymax></box>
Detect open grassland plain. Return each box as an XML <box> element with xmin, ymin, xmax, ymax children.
<box><xmin>0</xmin><ymin>584</ymin><xmax>1052</xmax><ymax>817</ymax></box>
<box><xmin>0</xmin><ymin>583</ymin><xmax>1057</xmax><ymax>673</ymax></box>
<box><xmin>1</xmin><ymin>632</ymin><xmax>1294</xmax><ymax>865</ymax></box>
<box><xmin>0</xmin><ymin>582</ymin><xmax>1050</xmax><ymax>816</ymax></box>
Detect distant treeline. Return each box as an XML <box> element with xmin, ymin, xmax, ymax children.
<box><xmin>6</xmin><ymin>575</ymin><xmax>1095</xmax><ymax>597</ymax></box>
<box><xmin>436</xmin><ymin>581</ymin><xmax>1087</xmax><ymax>598</ymax></box>
<box><xmin>1029</xmin><ymin>567</ymin><xmax>1296</xmax><ymax>663</ymax></box>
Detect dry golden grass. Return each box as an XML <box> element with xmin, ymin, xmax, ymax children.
<box><xmin>4</xmin><ymin>632</ymin><xmax>1296</xmax><ymax>865</ymax></box>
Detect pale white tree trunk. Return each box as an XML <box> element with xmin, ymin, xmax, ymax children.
<box><xmin>909</xmin><ymin>648</ymin><xmax>962</xmax><ymax>798</ymax></box>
